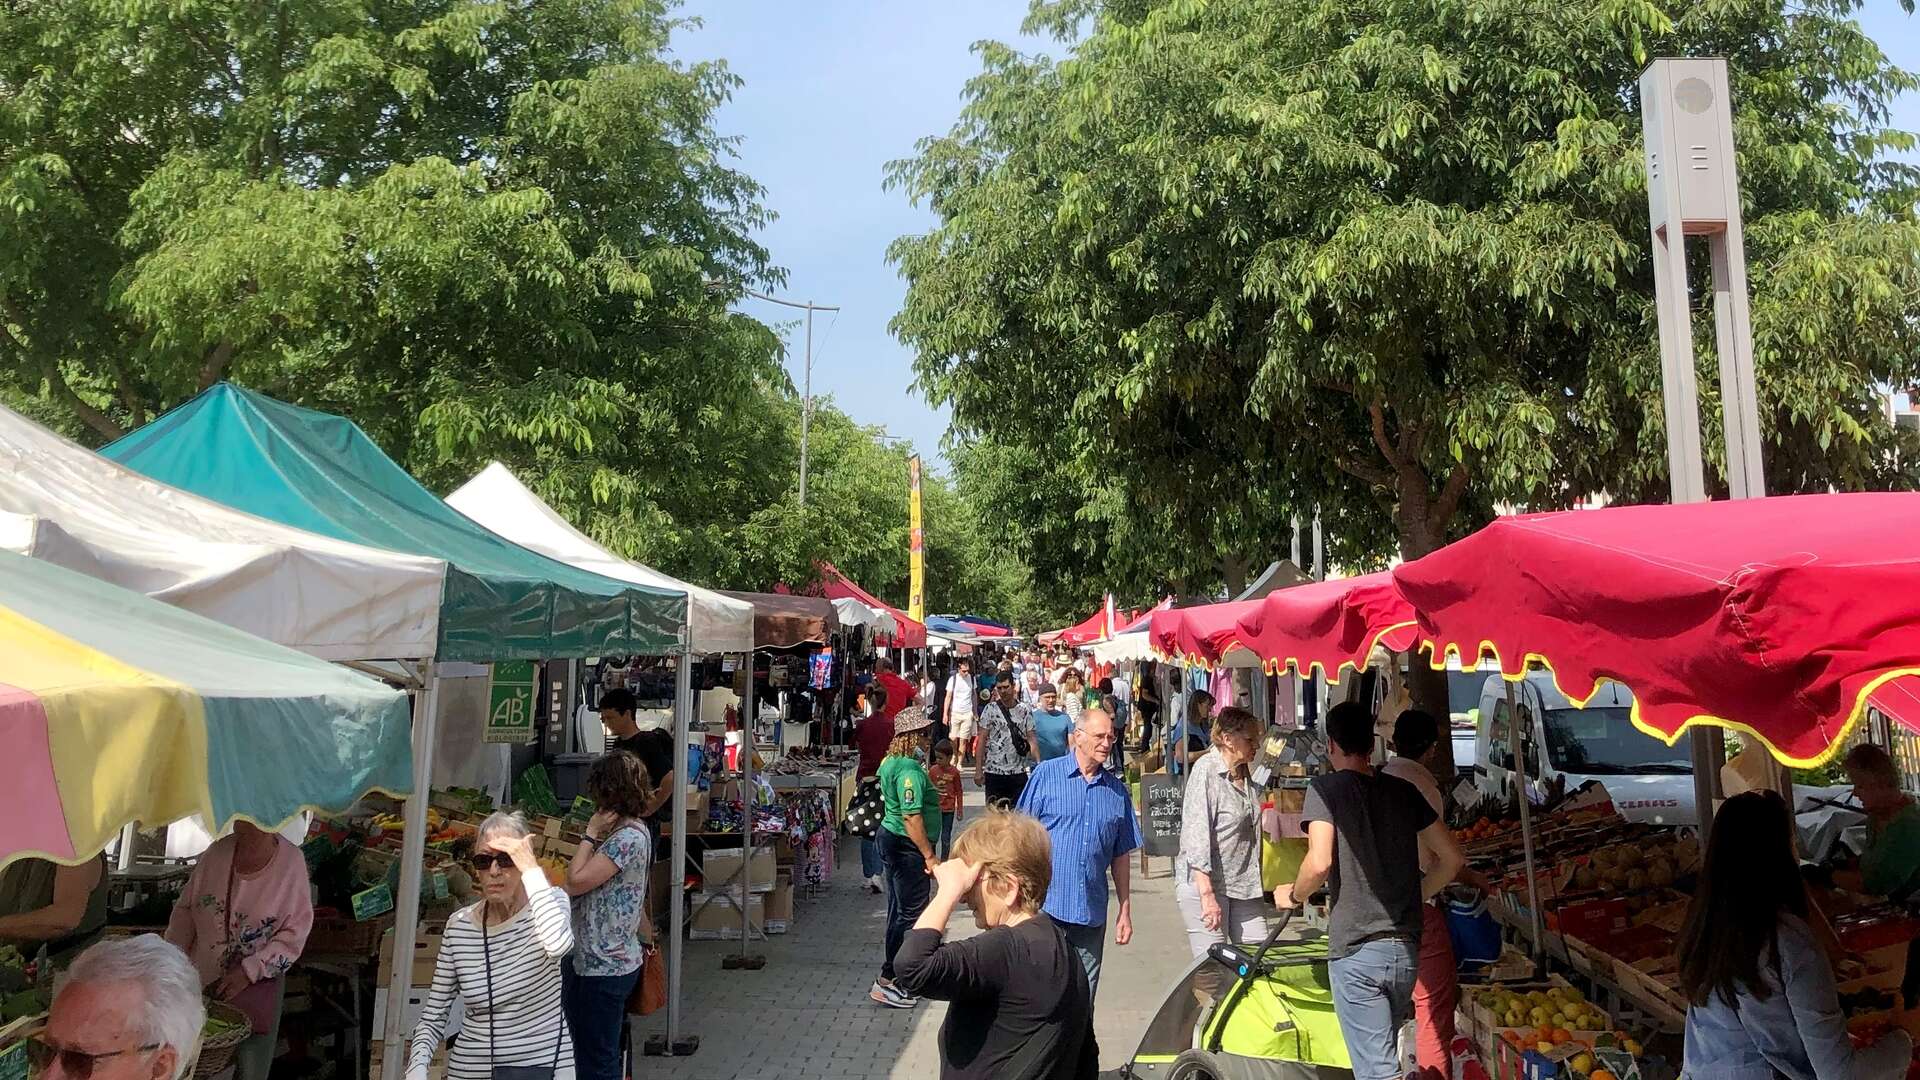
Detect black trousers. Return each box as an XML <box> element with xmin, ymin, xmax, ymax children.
<box><xmin>983</xmin><ymin>771</ymin><xmax>1028</xmax><ymax>808</ymax></box>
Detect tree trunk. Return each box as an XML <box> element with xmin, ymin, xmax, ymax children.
<box><xmin>1221</xmin><ymin>553</ymin><xmax>1248</xmax><ymax>599</ymax></box>
<box><xmin>1394</xmin><ymin>491</ymin><xmax>1455</xmax><ymax>774</ymax></box>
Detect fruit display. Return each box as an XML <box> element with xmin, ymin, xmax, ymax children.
<box><xmin>1475</xmin><ymin>983</ymin><xmax>1609</xmax><ymax>1038</ymax></box>
<box><xmin>1567</xmin><ymin>836</ymin><xmax>1698</xmax><ymax>894</ymax></box>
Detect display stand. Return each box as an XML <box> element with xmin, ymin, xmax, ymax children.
<box><xmin>723</xmin><ymin>662</ymin><xmax>766</xmax><ymax>971</ymax></box>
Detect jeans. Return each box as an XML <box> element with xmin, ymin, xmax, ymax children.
<box><xmin>983</xmin><ymin>771</ymin><xmax>1027</xmax><ymax>808</ymax></box>
<box><xmin>938</xmin><ymin>814</ymin><xmax>955</xmax><ymax>859</ymax></box>
<box><xmin>562</xmin><ymin>964</ymin><xmax>641</xmax><ymax>1080</ymax></box>
<box><xmin>1174</xmin><ymin>882</ymin><xmax>1268</xmax><ymax>1005</ymax></box>
<box><xmin>1328</xmin><ymin>936</ymin><xmax>1419</xmax><ymax>1080</ymax></box>
<box><xmin>880</xmin><ymin>829</ymin><xmax>930</xmax><ymax>981</ymax></box>
<box><xmin>1413</xmin><ymin>904</ymin><xmax>1458</xmax><ymax>1073</ymax></box>
<box><xmin>860</xmin><ymin>831</ymin><xmax>883</xmax><ymax>879</ymax></box>
<box><xmin>1057</xmin><ymin>918</ymin><xmax>1107</xmax><ymax>1002</ymax></box>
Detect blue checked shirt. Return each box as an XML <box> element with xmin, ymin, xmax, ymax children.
<box><xmin>1016</xmin><ymin>754</ymin><xmax>1143</xmax><ymax>927</ymax></box>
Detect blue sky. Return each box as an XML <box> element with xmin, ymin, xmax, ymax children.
<box><xmin>678</xmin><ymin>1</ymin><xmax>1920</xmax><ymax>468</ymax></box>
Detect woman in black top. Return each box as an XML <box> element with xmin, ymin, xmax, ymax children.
<box><xmin>894</xmin><ymin>808</ymin><xmax>1097</xmax><ymax>1080</ymax></box>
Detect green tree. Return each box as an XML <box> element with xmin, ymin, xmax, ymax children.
<box><xmin>891</xmin><ymin>0</ymin><xmax>1920</xmax><ymax>609</ymax></box>
<box><xmin>0</xmin><ymin>0</ymin><xmax>793</xmax><ymax>579</ymax></box>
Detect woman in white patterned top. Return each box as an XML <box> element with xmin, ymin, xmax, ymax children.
<box><xmin>1174</xmin><ymin>706</ymin><xmax>1268</xmax><ymax>985</ymax></box>
<box><xmin>561</xmin><ymin>752</ymin><xmax>654</xmax><ymax>1080</ymax></box>
<box><xmin>410</xmin><ymin>812</ymin><xmax>575</xmax><ymax>1080</ymax></box>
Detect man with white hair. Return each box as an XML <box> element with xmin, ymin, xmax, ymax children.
<box><xmin>31</xmin><ymin>934</ymin><xmax>204</xmax><ymax>1080</ymax></box>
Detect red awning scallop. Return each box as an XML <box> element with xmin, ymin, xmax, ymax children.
<box><xmin>1391</xmin><ymin>493</ymin><xmax>1920</xmax><ymax>766</ymax></box>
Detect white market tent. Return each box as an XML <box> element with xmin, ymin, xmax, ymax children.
<box><xmin>831</xmin><ymin>596</ymin><xmax>899</xmax><ymax>639</ymax></box>
<box><xmin>447</xmin><ymin>462</ymin><xmax>754</xmax><ymax>654</ymax></box>
<box><xmin>0</xmin><ymin>403</ymin><xmax>446</xmax><ymax>661</ymax></box>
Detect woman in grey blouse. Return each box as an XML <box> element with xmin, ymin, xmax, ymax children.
<box><xmin>1174</xmin><ymin>706</ymin><xmax>1268</xmax><ymax>972</ymax></box>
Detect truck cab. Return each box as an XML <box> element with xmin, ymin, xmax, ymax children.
<box><xmin>1474</xmin><ymin>672</ymin><xmax>1697</xmax><ymax>825</ymax></box>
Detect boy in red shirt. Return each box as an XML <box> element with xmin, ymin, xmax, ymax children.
<box><xmin>926</xmin><ymin>738</ymin><xmax>964</xmax><ymax>858</ymax></box>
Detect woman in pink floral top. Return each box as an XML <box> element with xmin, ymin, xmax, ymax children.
<box><xmin>165</xmin><ymin>820</ymin><xmax>314</xmax><ymax>1080</ymax></box>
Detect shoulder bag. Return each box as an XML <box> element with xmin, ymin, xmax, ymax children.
<box><xmin>846</xmin><ymin>777</ymin><xmax>885</xmax><ymax>838</ymax></box>
<box><xmin>483</xmin><ymin>904</ymin><xmax>565</xmax><ymax>1080</ymax></box>
<box><xmin>996</xmin><ymin>704</ymin><xmax>1031</xmax><ymax>760</ymax></box>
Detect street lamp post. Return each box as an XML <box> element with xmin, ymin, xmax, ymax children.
<box><xmin>736</xmin><ymin>289</ymin><xmax>841</xmax><ymax>507</ymax></box>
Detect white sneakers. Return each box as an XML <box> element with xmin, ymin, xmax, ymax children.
<box><xmin>870</xmin><ymin>980</ymin><xmax>916</xmax><ymax>1009</ymax></box>
<box><xmin>866</xmin><ymin>874</ymin><xmax>883</xmax><ymax>894</ymax></box>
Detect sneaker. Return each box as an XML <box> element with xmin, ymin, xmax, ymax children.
<box><xmin>866</xmin><ymin>875</ymin><xmax>883</xmax><ymax>895</ymax></box>
<box><xmin>870</xmin><ymin>981</ymin><xmax>915</xmax><ymax>1009</ymax></box>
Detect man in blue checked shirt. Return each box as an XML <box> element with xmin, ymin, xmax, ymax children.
<box><xmin>1017</xmin><ymin>707</ymin><xmax>1142</xmax><ymax>1002</ymax></box>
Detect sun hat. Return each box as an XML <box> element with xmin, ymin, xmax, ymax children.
<box><xmin>893</xmin><ymin>705</ymin><xmax>933</xmax><ymax>736</ymax></box>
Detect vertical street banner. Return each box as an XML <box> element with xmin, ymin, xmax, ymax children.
<box><xmin>908</xmin><ymin>455</ymin><xmax>926</xmax><ymax>622</ymax></box>
<box><xmin>485</xmin><ymin>659</ymin><xmax>540</xmax><ymax>744</ymax></box>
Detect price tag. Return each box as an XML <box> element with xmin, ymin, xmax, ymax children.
<box><xmin>351</xmin><ymin>882</ymin><xmax>394</xmax><ymax>921</ymax></box>
<box><xmin>568</xmin><ymin>796</ymin><xmax>596</xmax><ymax>821</ymax></box>
<box><xmin>430</xmin><ymin>872</ymin><xmax>449</xmax><ymax>901</ymax></box>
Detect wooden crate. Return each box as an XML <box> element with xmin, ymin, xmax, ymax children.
<box><xmin>376</xmin><ymin>922</ymin><xmax>446</xmax><ymax>987</ymax></box>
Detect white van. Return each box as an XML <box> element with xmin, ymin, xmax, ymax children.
<box><xmin>1474</xmin><ymin>672</ymin><xmax>1697</xmax><ymax>825</ymax></box>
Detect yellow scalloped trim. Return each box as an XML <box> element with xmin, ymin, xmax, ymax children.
<box><xmin>1149</xmin><ymin>621</ymin><xmax>1421</xmax><ymax>689</ymax></box>
<box><xmin>1413</xmin><ymin>637</ymin><xmax>1920</xmax><ymax>769</ymax></box>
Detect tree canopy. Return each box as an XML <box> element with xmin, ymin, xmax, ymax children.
<box><xmin>1</xmin><ymin>0</ymin><xmax>1022</xmax><ymax>617</ymax></box>
<box><xmin>890</xmin><ymin>0</ymin><xmax>1920</xmax><ymax>613</ymax></box>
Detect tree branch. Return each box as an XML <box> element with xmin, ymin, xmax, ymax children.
<box><xmin>1332</xmin><ymin>451</ymin><xmax>1395</xmax><ymax>487</ymax></box>
<box><xmin>1427</xmin><ymin>461</ymin><xmax>1471</xmax><ymax>534</ymax></box>
<box><xmin>42</xmin><ymin>361</ymin><xmax>126</xmax><ymax>441</ymax></box>
<box><xmin>199</xmin><ymin>341</ymin><xmax>235</xmax><ymax>390</ymax></box>
<box><xmin>1367</xmin><ymin>395</ymin><xmax>1404</xmax><ymax>472</ymax></box>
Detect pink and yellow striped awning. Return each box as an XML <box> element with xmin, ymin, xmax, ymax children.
<box><xmin>0</xmin><ymin>549</ymin><xmax>412</xmax><ymax>868</ymax></box>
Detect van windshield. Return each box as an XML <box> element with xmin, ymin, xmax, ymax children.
<box><xmin>1447</xmin><ymin>672</ymin><xmax>1490</xmax><ymax>722</ymax></box>
<box><xmin>1541</xmin><ymin>706</ymin><xmax>1691</xmax><ymax>774</ymax></box>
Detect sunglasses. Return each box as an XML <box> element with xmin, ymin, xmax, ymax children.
<box><xmin>468</xmin><ymin>852</ymin><xmax>514</xmax><ymax>872</ymax></box>
<box><xmin>26</xmin><ymin>1038</ymin><xmax>161</xmax><ymax>1079</ymax></box>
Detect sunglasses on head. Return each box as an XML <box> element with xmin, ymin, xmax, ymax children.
<box><xmin>469</xmin><ymin>852</ymin><xmax>514</xmax><ymax>871</ymax></box>
<box><xmin>26</xmin><ymin>1038</ymin><xmax>161</xmax><ymax>1079</ymax></box>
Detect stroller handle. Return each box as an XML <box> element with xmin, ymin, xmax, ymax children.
<box><xmin>1204</xmin><ymin>891</ymin><xmax>1324</xmax><ymax>978</ymax></box>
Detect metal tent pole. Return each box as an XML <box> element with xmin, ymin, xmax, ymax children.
<box><xmin>381</xmin><ymin>661</ymin><xmax>439</xmax><ymax>1080</ymax></box>
<box><xmin>1504</xmin><ymin>678</ymin><xmax>1545</xmax><ymax>954</ymax></box>
<box><xmin>724</xmin><ymin>656</ymin><xmax>765</xmax><ymax>969</ymax></box>
<box><xmin>664</xmin><ymin>646</ymin><xmax>696</xmax><ymax>1053</ymax></box>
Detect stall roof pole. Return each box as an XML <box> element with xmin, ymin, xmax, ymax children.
<box><xmin>381</xmin><ymin>661</ymin><xmax>439</xmax><ymax>1080</ymax></box>
<box><xmin>665</xmin><ymin>646</ymin><xmax>694</xmax><ymax>1052</ymax></box>
<box><xmin>1504</xmin><ymin>678</ymin><xmax>1545</xmax><ymax>957</ymax></box>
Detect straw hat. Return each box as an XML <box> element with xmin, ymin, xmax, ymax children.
<box><xmin>892</xmin><ymin>705</ymin><xmax>933</xmax><ymax>736</ymax></box>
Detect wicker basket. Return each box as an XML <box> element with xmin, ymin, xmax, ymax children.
<box><xmin>192</xmin><ymin>1001</ymin><xmax>253</xmax><ymax>1080</ymax></box>
<box><xmin>307</xmin><ymin>911</ymin><xmax>393</xmax><ymax>955</ymax></box>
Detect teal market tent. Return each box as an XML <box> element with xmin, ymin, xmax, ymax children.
<box><xmin>106</xmin><ymin>383</ymin><xmax>696</xmax><ymax>1075</ymax></box>
<box><xmin>103</xmin><ymin>384</ymin><xmax>686</xmax><ymax>660</ymax></box>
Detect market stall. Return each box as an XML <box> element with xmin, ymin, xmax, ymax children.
<box><xmin>444</xmin><ymin>461</ymin><xmax>758</xmax><ymax>1051</ymax></box>
<box><xmin>816</xmin><ymin>562</ymin><xmax>927</xmax><ymax>650</ymax></box>
<box><xmin>102</xmin><ymin>383</ymin><xmax>689</xmax><ymax>1080</ymax></box>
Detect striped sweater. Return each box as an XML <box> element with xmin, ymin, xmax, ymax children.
<box><xmin>409</xmin><ymin>869</ymin><xmax>575</xmax><ymax>1080</ymax></box>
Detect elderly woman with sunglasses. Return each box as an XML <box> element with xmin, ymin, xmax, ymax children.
<box><xmin>410</xmin><ymin>812</ymin><xmax>575</xmax><ymax>1080</ymax></box>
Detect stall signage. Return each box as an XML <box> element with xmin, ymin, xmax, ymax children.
<box><xmin>351</xmin><ymin>882</ymin><xmax>394</xmax><ymax>921</ymax></box>
<box><xmin>485</xmin><ymin>661</ymin><xmax>539</xmax><ymax>744</ymax></box>
<box><xmin>0</xmin><ymin>1040</ymin><xmax>25</xmax><ymax>1080</ymax></box>
<box><xmin>568</xmin><ymin>796</ymin><xmax>596</xmax><ymax>821</ymax></box>
<box><xmin>1140</xmin><ymin>772</ymin><xmax>1187</xmax><ymax>858</ymax></box>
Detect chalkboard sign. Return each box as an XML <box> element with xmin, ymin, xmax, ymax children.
<box><xmin>1140</xmin><ymin>772</ymin><xmax>1187</xmax><ymax>858</ymax></box>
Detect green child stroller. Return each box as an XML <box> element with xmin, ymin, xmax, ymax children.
<box><xmin>1111</xmin><ymin>909</ymin><xmax>1354</xmax><ymax>1080</ymax></box>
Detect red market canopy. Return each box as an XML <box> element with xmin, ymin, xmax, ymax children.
<box><xmin>1233</xmin><ymin>572</ymin><xmax>1419</xmax><ymax>681</ymax></box>
<box><xmin>815</xmin><ymin>563</ymin><xmax>927</xmax><ymax>649</ymax></box>
<box><xmin>1050</xmin><ymin>606</ymin><xmax>1113</xmax><ymax>647</ymax></box>
<box><xmin>1392</xmin><ymin>493</ymin><xmax>1920</xmax><ymax>766</ymax></box>
<box><xmin>1149</xmin><ymin>599</ymin><xmax>1265</xmax><ymax>667</ymax></box>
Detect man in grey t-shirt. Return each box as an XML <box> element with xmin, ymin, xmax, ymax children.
<box><xmin>1276</xmin><ymin>702</ymin><xmax>1464</xmax><ymax>1080</ymax></box>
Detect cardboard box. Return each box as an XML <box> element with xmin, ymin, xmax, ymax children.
<box><xmin>689</xmin><ymin>892</ymin><xmax>763</xmax><ymax>940</ymax></box>
<box><xmin>702</xmin><ymin>844</ymin><xmax>775</xmax><ymax>892</ymax></box>
<box><xmin>764</xmin><ymin>870</ymin><xmax>794</xmax><ymax>934</ymax></box>
<box><xmin>376</xmin><ymin>922</ymin><xmax>446</xmax><ymax>987</ymax></box>
<box><xmin>649</xmin><ymin>859</ymin><xmax>672</xmax><ymax>920</ymax></box>
<box><xmin>371</xmin><ymin>988</ymin><xmax>463</xmax><ymax>1037</ymax></box>
<box><xmin>371</xmin><ymin>1041</ymin><xmax>448</xmax><ymax>1080</ymax></box>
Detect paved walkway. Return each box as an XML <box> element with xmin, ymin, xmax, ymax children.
<box><xmin>634</xmin><ymin>779</ymin><xmax>1200</xmax><ymax>1079</ymax></box>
